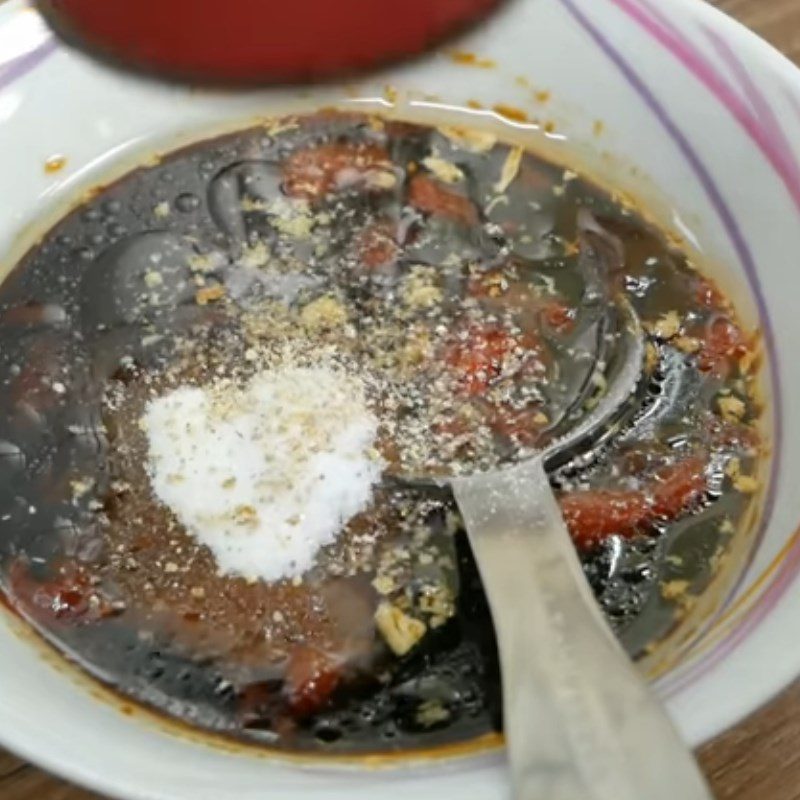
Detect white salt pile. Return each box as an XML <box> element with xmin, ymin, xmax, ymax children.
<box><xmin>142</xmin><ymin>365</ymin><xmax>382</xmax><ymax>582</ymax></box>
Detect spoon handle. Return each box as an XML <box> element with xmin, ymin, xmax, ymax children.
<box><xmin>452</xmin><ymin>458</ymin><xmax>713</xmax><ymax>800</ymax></box>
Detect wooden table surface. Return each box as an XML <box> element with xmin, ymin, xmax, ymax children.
<box><xmin>3</xmin><ymin>0</ymin><xmax>800</xmax><ymax>798</ymax></box>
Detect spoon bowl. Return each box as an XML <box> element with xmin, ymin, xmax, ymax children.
<box><xmin>450</xmin><ymin>298</ymin><xmax>712</xmax><ymax>799</ymax></box>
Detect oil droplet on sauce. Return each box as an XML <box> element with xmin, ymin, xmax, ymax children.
<box><xmin>44</xmin><ymin>155</ymin><xmax>67</xmax><ymax>174</ymax></box>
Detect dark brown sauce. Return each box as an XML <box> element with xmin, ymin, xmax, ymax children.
<box><xmin>0</xmin><ymin>111</ymin><xmax>762</xmax><ymax>754</ymax></box>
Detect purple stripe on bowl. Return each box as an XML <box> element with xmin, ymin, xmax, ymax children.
<box><xmin>0</xmin><ymin>37</ymin><xmax>57</xmax><ymax>92</ymax></box>
<box><xmin>557</xmin><ymin>0</ymin><xmax>784</xmax><ymax>699</ymax></box>
<box><xmin>617</xmin><ymin>0</ymin><xmax>800</xmax><ymax>217</ymax></box>
<box><xmin>702</xmin><ymin>26</ymin><xmax>800</xmax><ymax>197</ymax></box>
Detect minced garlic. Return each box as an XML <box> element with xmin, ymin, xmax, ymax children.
<box><xmin>267</xmin><ymin>197</ymin><xmax>314</xmax><ymax>239</ymax></box>
<box><xmin>724</xmin><ymin>457</ymin><xmax>759</xmax><ymax>494</ymax></box>
<box><xmin>734</xmin><ymin>474</ymin><xmax>759</xmax><ymax>494</ymax></box>
<box><xmin>650</xmin><ymin>310</ymin><xmax>681</xmax><ymax>340</ymax></box>
<box><xmin>717</xmin><ymin>395</ymin><xmax>746</xmax><ymax>422</ymax></box>
<box><xmin>195</xmin><ymin>284</ymin><xmax>225</xmax><ymax>306</ymax></box>
<box><xmin>674</xmin><ymin>335</ymin><xmax>702</xmax><ymax>355</ymax></box>
<box><xmin>300</xmin><ymin>295</ymin><xmax>348</xmax><ymax>330</ymax></box>
<box><xmin>422</xmin><ymin>156</ymin><xmax>464</xmax><ymax>184</ymax></box>
<box><xmin>402</xmin><ymin>267</ymin><xmax>443</xmax><ymax>309</ymax></box>
<box><xmin>375</xmin><ymin>601</ymin><xmax>427</xmax><ymax>656</ymax></box>
<box><xmin>238</xmin><ymin>240</ymin><xmax>270</xmax><ymax>269</ymax></box>
<box><xmin>495</xmin><ymin>146</ymin><xmax>523</xmax><ymax>193</ymax></box>
<box><xmin>661</xmin><ymin>579</ymin><xmax>690</xmax><ymax>601</ymax></box>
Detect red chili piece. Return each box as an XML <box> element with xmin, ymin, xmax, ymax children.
<box><xmin>694</xmin><ymin>277</ymin><xmax>727</xmax><ymax>312</ymax></box>
<box><xmin>559</xmin><ymin>456</ymin><xmax>707</xmax><ymax>551</ymax></box>
<box><xmin>355</xmin><ymin>222</ymin><xmax>401</xmax><ymax>269</ymax></box>
<box><xmin>7</xmin><ymin>559</ymin><xmax>97</xmax><ymax>624</ymax></box>
<box><xmin>650</xmin><ymin>457</ymin><xmax>708</xmax><ymax>519</ymax></box>
<box><xmin>697</xmin><ymin>317</ymin><xmax>749</xmax><ymax>376</ymax></box>
<box><xmin>407</xmin><ymin>174</ymin><xmax>478</xmax><ymax>226</ymax></box>
<box><xmin>540</xmin><ymin>299</ymin><xmax>576</xmax><ymax>333</ymax></box>
<box><xmin>444</xmin><ymin>325</ymin><xmax>534</xmax><ymax>397</ymax></box>
<box><xmin>283</xmin><ymin>645</ymin><xmax>342</xmax><ymax>718</ymax></box>
<box><xmin>283</xmin><ymin>142</ymin><xmax>393</xmax><ymax>201</ymax></box>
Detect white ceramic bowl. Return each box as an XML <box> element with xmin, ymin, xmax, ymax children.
<box><xmin>1</xmin><ymin>0</ymin><xmax>799</xmax><ymax>797</ymax></box>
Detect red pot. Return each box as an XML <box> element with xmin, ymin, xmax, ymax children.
<box><xmin>37</xmin><ymin>0</ymin><xmax>504</xmax><ymax>84</ymax></box>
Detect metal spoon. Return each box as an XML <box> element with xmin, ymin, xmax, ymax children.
<box><xmin>449</xmin><ymin>299</ymin><xmax>713</xmax><ymax>800</ymax></box>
